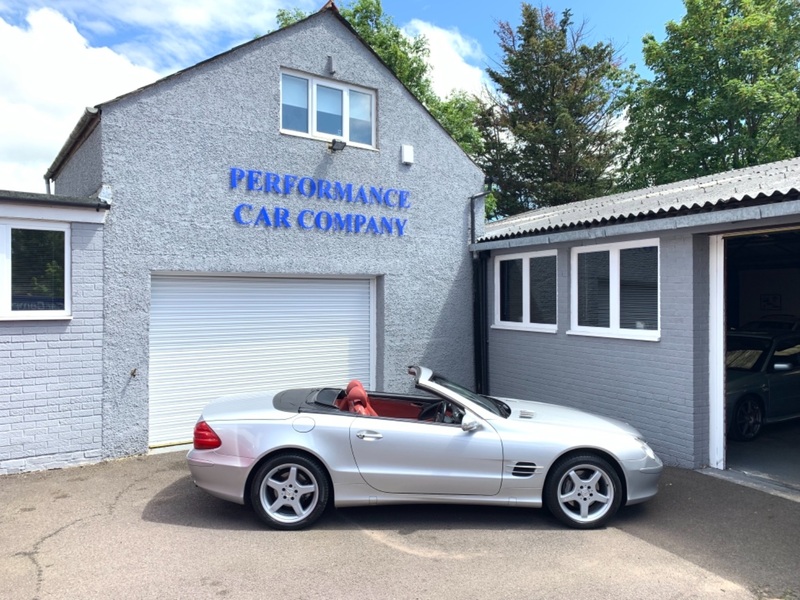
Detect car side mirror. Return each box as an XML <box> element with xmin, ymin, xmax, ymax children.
<box><xmin>461</xmin><ymin>420</ymin><xmax>480</xmax><ymax>432</ymax></box>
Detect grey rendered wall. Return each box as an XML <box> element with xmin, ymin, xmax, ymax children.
<box><xmin>57</xmin><ymin>12</ymin><xmax>483</xmax><ymax>459</ymax></box>
<box><xmin>0</xmin><ymin>223</ymin><xmax>104</xmax><ymax>474</ymax></box>
<box><xmin>54</xmin><ymin>124</ymin><xmax>103</xmax><ymax>198</ymax></box>
<box><xmin>488</xmin><ymin>232</ymin><xmax>707</xmax><ymax>468</ymax></box>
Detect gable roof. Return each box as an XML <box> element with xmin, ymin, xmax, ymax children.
<box><xmin>45</xmin><ymin>2</ymin><xmax>475</xmax><ymax>184</ymax></box>
<box><xmin>480</xmin><ymin>157</ymin><xmax>800</xmax><ymax>243</ymax></box>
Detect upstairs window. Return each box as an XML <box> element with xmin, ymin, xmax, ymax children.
<box><xmin>0</xmin><ymin>220</ymin><xmax>71</xmax><ymax>319</ymax></box>
<box><xmin>494</xmin><ymin>251</ymin><xmax>558</xmax><ymax>332</ymax></box>
<box><xmin>570</xmin><ymin>239</ymin><xmax>659</xmax><ymax>340</ymax></box>
<box><xmin>281</xmin><ymin>72</ymin><xmax>375</xmax><ymax>148</ymax></box>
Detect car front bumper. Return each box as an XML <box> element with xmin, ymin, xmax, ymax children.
<box><xmin>625</xmin><ymin>453</ymin><xmax>664</xmax><ymax>505</ymax></box>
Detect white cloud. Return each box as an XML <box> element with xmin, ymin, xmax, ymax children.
<box><xmin>2</xmin><ymin>0</ymin><xmax>311</xmax><ymax>71</ymax></box>
<box><xmin>0</xmin><ymin>8</ymin><xmax>161</xmax><ymax>192</ymax></box>
<box><xmin>0</xmin><ymin>3</ymin><xmax>490</xmax><ymax>193</ymax></box>
<box><xmin>403</xmin><ymin>19</ymin><xmax>488</xmax><ymax>98</ymax></box>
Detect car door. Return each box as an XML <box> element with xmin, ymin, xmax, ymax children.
<box><xmin>349</xmin><ymin>411</ymin><xmax>503</xmax><ymax>496</ymax></box>
<box><xmin>766</xmin><ymin>336</ymin><xmax>800</xmax><ymax>418</ymax></box>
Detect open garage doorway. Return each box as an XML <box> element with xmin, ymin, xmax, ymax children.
<box><xmin>722</xmin><ymin>229</ymin><xmax>800</xmax><ymax>493</ymax></box>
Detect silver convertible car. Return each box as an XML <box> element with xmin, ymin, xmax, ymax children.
<box><xmin>187</xmin><ymin>367</ymin><xmax>663</xmax><ymax>530</ymax></box>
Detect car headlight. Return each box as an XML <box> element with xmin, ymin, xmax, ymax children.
<box><xmin>636</xmin><ymin>437</ymin><xmax>657</xmax><ymax>460</ymax></box>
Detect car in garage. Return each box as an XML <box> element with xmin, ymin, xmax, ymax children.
<box><xmin>740</xmin><ymin>314</ymin><xmax>800</xmax><ymax>332</ymax></box>
<box><xmin>187</xmin><ymin>366</ymin><xmax>663</xmax><ymax>530</ymax></box>
<box><xmin>726</xmin><ymin>332</ymin><xmax>800</xmax><ymax>440</ymax></box>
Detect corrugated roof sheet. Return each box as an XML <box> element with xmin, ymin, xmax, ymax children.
<box><xmin>480</xmin><ymin>157</ymin><xmax>800</xmax><ymax>242</ymax></box>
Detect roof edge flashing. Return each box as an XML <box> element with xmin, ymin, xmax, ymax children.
<box><xmin>44</xmin><ymin>107</ymin><xmax>100</xmax><ymax>188</ymax></box>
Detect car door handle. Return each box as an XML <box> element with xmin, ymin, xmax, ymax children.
<box><xmin>356</xmin><ymin>430</ymin><xmax>383</xmax><ymax>440</ymax></box>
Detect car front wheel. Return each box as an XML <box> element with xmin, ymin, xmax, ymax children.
<box><xmin>729</xmin><ymin>396</ymin><xmax>763</xmax><ymax>441</ymax></box>
<box><xmin>250</xmin><ymin>453</ymin><xmax>330</xmax><ymax>530</ymax></box>
<box><xmin>544</xmin><ymin>454</ymin><xmax>622</xmax><ymax>529</ymax></box>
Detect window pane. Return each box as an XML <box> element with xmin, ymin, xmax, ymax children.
<box><xmin>316</xmin><ymin>85</ymin><xmax>343</xmax><ymax>136</ymax></box>
<box><xmin>578</xmin><ymin>251</ymin><xmax>609</xmax><ymax>327</ymax></box>
<box><xmin>499</xmin><ymin>259</ymin><xmax>523</xmax><ymax>322</ymax></box>
<box><xmin>620</xmin><ymin>247</ymin><xmax>658</xmax><ymax>330</ymax></box>
<box><xmin>530</xmin><ymin>255</ymin><xmax>557</xmax><ymax>325</ymax></box>
<box><xmin>349</xmin><ymin>90</ymin><xmax>372</xmax><ymax>145</ymax></box>
<box><xmin>281</xmin><ymin>74</ymin><xmax>309</xmax><ymax>133</ymax></box>
<box><xmin>12</xmin><ymin>229</ymin><xmax>65</xmax><ymax>311</ymax></box>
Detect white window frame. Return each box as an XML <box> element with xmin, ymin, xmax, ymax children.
<box><xmin>280</xmin><ymin>70</ymin><xmax>377</xmax><ymax>149</ymax></box>
<box><xmin>493</xmin><ymin>250</ymin><xmax>558</xmax><ymax>333</ymax></box>
<box><xmin>569</xmin><ymin>239</ymin><xmax>660</xmax><ymax>341</ymax></box>
<box><xmin>0</xmin><ymin>219</ymin><xmax>71</xmax><ymax>320</ymax></box>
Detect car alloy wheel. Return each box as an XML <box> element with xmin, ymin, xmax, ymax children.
<box><xmin>545</xmin><ymin>454</ymin><xmax>622</xmax><ymax>529</ymax></box>
<box><xmin>730</xmin><ymin>396</ymin><xmax>763</xmax><ymax>441</ymax></box>
<box><xmin>251</xmin><ymin>453</ymin><xmax>330</xmax><ymax>530</ymax></box>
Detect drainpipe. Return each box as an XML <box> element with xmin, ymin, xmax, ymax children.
<box><xmin>470</xmin><ymin>191</ymin><xmax>492</xmax><ymax>394</ymax></box>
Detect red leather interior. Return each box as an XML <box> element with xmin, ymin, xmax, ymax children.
<box><xmin>368</xmin><ymin>397</ymin><xmax>422</xmax><ymax>419</ymax></box>
<box><xmin>338</xmin><ymin>380</ymin><xmax>378</xmax><ymax>416</ymax></box>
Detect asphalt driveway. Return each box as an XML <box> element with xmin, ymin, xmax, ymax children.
<box><xmin>1</xmin><ymin>451</ymin><xmax>798</xmax><ymax>600</ymax></box>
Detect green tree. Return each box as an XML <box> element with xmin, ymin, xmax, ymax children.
<box><xmin>276</xmin><ymin>0</ymin><xmax>481</xmax><ymax>155</ymax></box>
<box><xmin>476</xmin><ymin>4</ymin><xmax>628</xmax><ymax>218</ymax></box>
<box><xmin>620</xmin><ymin>0</ymin><xmax>800</xmax><ymax>190</ymax></box>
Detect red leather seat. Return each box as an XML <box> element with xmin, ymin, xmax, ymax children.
<box><xmin>346</xmin><ymin>385</ymin><xmax>377</xmax><ymax>417</ymax></box>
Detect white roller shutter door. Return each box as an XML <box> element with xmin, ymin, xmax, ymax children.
<box><xmin>149</xmin><ymin>275</ymin><xmax>373</xmax><ymax>447</ymax></box>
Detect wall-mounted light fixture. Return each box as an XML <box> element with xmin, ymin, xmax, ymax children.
<box><xmin>401</xmin><ymin>144</ymin><xmax>414</xmax><ymax>165</ymax></box>
<box><xmin>329</xmin><ymin>139</ymin><xmax>347</xmax><ymax>152</ymax></box>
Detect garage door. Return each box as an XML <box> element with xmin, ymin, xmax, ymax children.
<box><xmin>149</xmin><ymin>275</ymin><xmax>373</xmax><ymax>447</ymax></box>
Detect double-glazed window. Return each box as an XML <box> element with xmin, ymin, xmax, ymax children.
<box><xmin>281</xmin><ymin>72</ymin><xmax>375</xmax><ymax>147</ymax></box>
<box><xmin>571</xmin><ymin>240</ymin><xmax>659</xmax><ymax>340</ymax></box>
<box><xmin>494</xmin><ymin>251</ymin><xmax>558</xmax><ymax>332</ymax></box>
<box><xmin>0</xmin><ymin>220</ymin><xmax>70</xmax><ymax>319</ymax></box>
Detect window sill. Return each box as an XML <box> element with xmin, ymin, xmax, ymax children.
<box><xmin>280</xmin><ymin>129</ymin><xmax>378</xmax><ymax>152</ymax></box>
<box><xmin>566</xmin><ymin>328</ymin><xmax>660</xmax><ymax>342</ymax></box>
<box><xmin>0</xmin><ymin>313</ymin><xmax>73</xmax><ymax>322</ymax></box>
<box><xmin>491</xmin><ymin>323</ymin><xmax>557</xmax><ymax>334</ymax></box>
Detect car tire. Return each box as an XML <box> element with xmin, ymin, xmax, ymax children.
<box><xmin>544</xmin><ymin>454</ymin><xmax>622</xmax><ymax>529</ymax></box>
<box><xmin>250</xmin><ymin>453</ymin><xmax>330</xmax><ymax>530</ymax></box>
<box><xmin>729</xmin><ymin>395</ymin><xmax>764</xmax><ymax>441</ymax></box>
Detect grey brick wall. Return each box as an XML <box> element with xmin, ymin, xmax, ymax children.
<box><xmin>0</xmin><ymin>223</ymin><xmax>104</xmax><ymax>474</ymax></box>
<box><xmin>488</xmin><ymin>232</ymin><xmax>705</xmax><ymax>468</ymax></box>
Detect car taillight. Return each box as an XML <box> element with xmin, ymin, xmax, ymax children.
<box><xmin>193</xmin><ymin>420</ymin><xmax>222</xmax><ymax>450</ymax></box>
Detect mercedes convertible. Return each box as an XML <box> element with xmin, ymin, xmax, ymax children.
<box><xmin>187</xmin><ymin>366</ymin><xmax>662</xmax><ymax>530</ymax></box>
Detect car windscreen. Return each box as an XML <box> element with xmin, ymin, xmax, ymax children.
<box><xmin>726</xmin><ymin>336</ymin><xmax>772</xmax><ymax>372</ymax></box>
<box><xmin>430</xmin><ymin>374</ymin><xmax>510</xmax><ymax>417</ymax></box>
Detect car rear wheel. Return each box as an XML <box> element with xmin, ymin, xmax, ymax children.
<box><xmin>544</xmin><ymin>454</ymin><xmax>622</xmax><ymax>529</ymax></box>
<box><xmin>729</xmin><ymin>396</ymin><xmax>763</xmax><ymax>441</ymax></box>
<box><xmin>250</xmin><ymin>453</ymin><xmax>329</xmax><ymax>530</ymax></box>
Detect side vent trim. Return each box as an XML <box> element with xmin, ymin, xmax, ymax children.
<box><xmin>511</xmin><ymin>462</ymin><xmax>538</xmax><ymax>477</ymax></box>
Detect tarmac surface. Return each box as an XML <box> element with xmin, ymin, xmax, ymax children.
<box><xmin>1</xmin><ymin>451</ymin><xmax>798</xmax><ymax>600</ymax></box>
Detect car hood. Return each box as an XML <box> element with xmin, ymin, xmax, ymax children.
<box><xmin>494</xmin><ymin>396</ymin><xmax>643</xmax><ymax>438</ymax></box>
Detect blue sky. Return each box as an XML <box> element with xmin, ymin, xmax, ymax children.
<box><xmin>0</xmin><ymin>0</ymin><xmax>687</xmax><ymax>193</ymax></box>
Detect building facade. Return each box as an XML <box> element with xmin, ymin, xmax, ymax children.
<box><xmin>473</xmin><ymin>159</ymin><xmax>800</xmax><ymax>469</ymax></box>
<box><xmin>0</xmin><ymin>6</ymin><xmax>484</xmax><ymax>473</ymax></box>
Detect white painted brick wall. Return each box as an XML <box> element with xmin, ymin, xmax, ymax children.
<box><xmin>0</xmin><ymin>223</ymin><xmax>104</xmax><ymax>474</ymax></box>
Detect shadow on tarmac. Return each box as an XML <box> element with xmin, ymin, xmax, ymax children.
<box><xmin>143</xmin><ymin>465</ymin><xmax>799</xmax><ymax>596</ymax></box>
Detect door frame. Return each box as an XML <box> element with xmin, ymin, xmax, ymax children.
<box><xmin>708</xmin><ymin>234</ymin><xmax>726</xmax><ymax>469</ymax></box>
